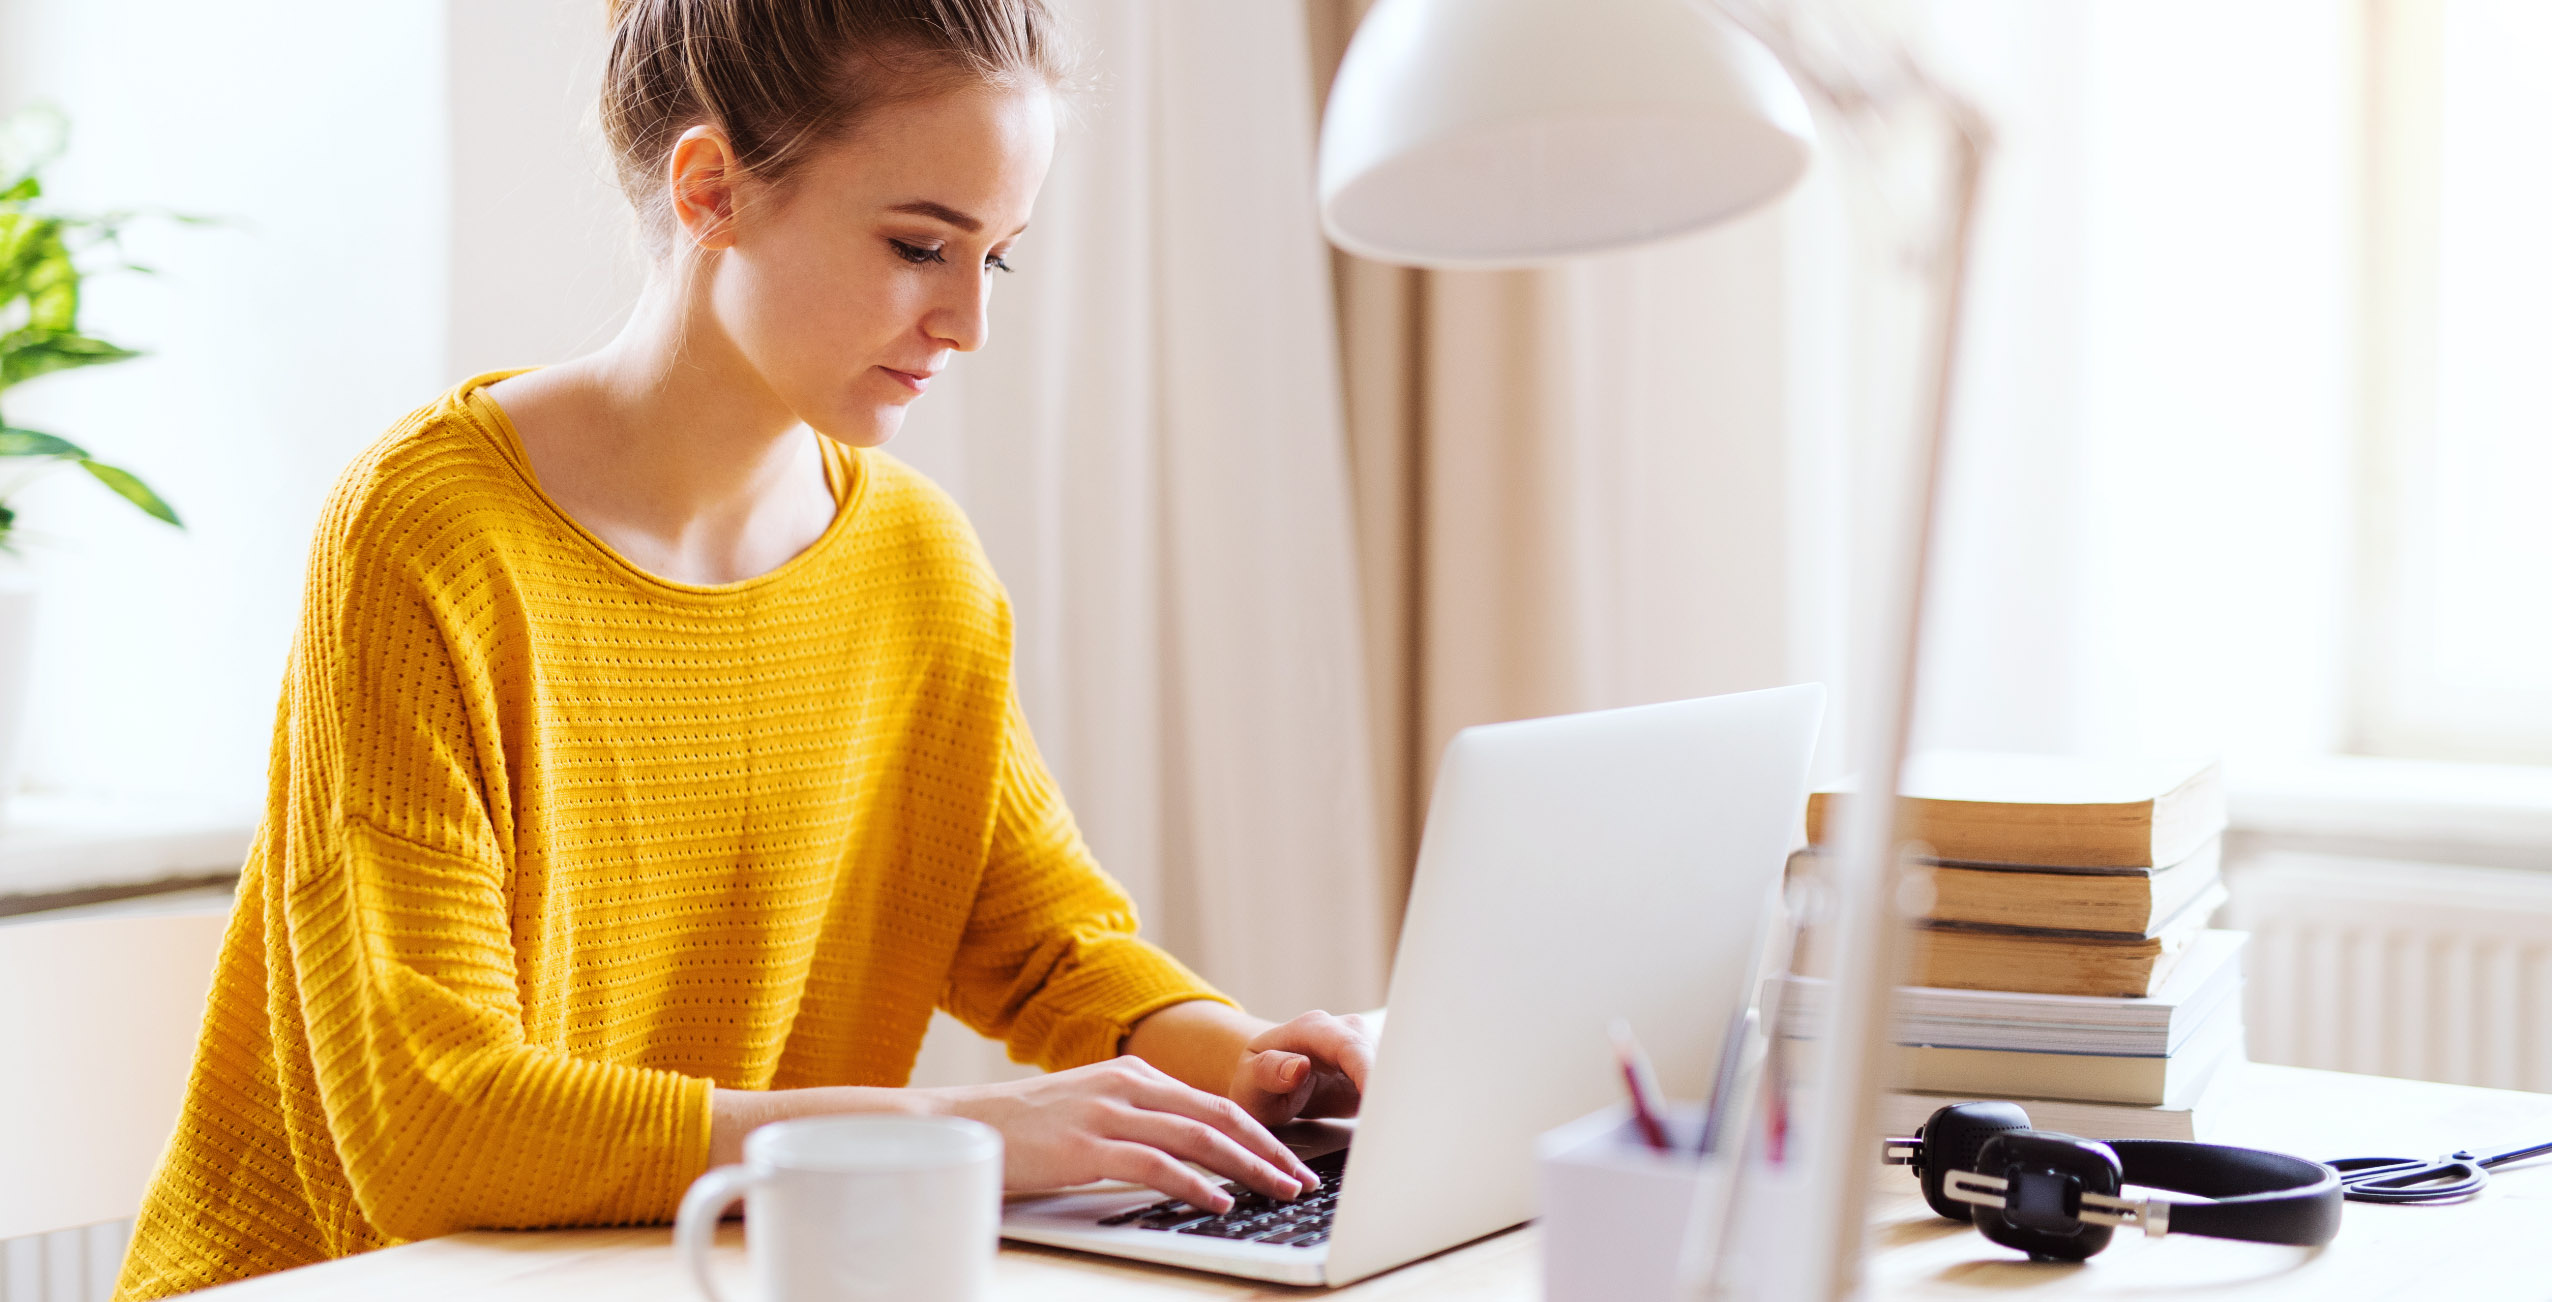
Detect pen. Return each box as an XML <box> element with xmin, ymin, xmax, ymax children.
<box><xmin>1762</xmin><ymin>1023</ymin><xmax>1790</xmax><ymax>1164</ymax></box>
<box><xmin>1608</xmin><ymin>1018</ymin><xmax>1674</xmax><ymax>1151</ymax></box>
<box><xmin>1694</xmin><ymin>1006</ymin><xmax>1754</xmax><ymax>1156</ymax></box>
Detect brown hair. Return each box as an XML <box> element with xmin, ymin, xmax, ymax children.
<box><xmin>601</xmin><ymin>0</ymin><xmax>1069</xmax><ymax>254</ymax></box>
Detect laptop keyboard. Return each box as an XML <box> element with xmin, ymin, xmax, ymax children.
<box><xmin>1091</xmin><ymin>1147</ymin><xmax>1349</xmax><ymax>1249</ymax></box>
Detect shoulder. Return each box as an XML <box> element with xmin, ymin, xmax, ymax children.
<box><xmin>827</xmin><ymin>450</ymin><xmax>1023</xmax><ymax>672</ymax></box>
<box><xmin>307</xmin><ymin>380</ymin><xmax>546</xmax><ymax>605</ymax></box>
<box><xmin>850</xmin><ymin>449</ymin><xmax>985</xmax><ymax>556</ymax></box>
<box><xmin>840</xmin><ymin>449</ymin><xmax>1006</xmax><ymax>609</ymax></box>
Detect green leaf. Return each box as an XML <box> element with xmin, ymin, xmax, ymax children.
<box><xmin>0</xmin><ymin>176</ymin><xmax>36</xmax><ymax>203</ymax></box>
<box><xmin>0</xmin><ymin>213</ymin><xmax>77</xmax><ymax>330</ymax></box>
<box><xmin>0</xmin><ymin>213</ymin><xmax>50</xmax><ymax>304</ymax></box>
<box><xmin>77</xmin><ymin>459</ymin><xmax>181</xmax><ymax>527</ymax></box>
<box><xmin>23</xmin><ymin>228</ymin><xmax>78</xmax><ymax>331</ymax></box>
<box><xmin>0</xmin><ymin>329</ymin><xmax>140</xmax><ymax>388</ymax></box>
<box><xmin>0</xmin><ymin>425</ymin><xmax>90</xmax><ymax>458</ymax></box>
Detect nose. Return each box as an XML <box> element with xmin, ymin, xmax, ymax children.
<box><xmin>925</xmin><ymin>268</ymin><xmax>992</xmax><ymax>354</ymax></box>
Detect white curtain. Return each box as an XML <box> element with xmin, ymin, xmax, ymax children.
<box><xmin>898</xmin><ymin>0</ymin><xmax>1389</xmax><ymax>1081</ymax></box>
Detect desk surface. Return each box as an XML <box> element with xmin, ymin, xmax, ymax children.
<box><xmin>198</xmin><ymin>1063</ymin><xmax>2552</xmax><ymax>1300</ymax></box>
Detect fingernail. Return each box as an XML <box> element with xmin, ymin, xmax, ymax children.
<box><xmin>1280</xmin><ymin>1059</ymin><xmax>1304</xmax><ymax>1084</ymax></box>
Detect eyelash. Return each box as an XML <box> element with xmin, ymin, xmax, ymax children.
<box><xmin>891</xmin><ymin>239</ymin><xmax>1015</xmax><ymax>273</ymax></box>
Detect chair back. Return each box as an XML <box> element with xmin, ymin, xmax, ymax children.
<box><xmin>0</xmin><ymin>907</ymin><xmax>228</xmax><ymax>1240</ymax></box>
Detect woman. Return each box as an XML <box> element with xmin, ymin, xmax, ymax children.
<box><xmin>113</xmin><ymin>2</ymin><xmax>1372</xmax><ymax>1296</ymax></box>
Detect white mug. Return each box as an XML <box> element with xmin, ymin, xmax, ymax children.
<box><xmin>675</xmin><ymin>1114</ymin><xmax>1003</xmax><ymax>1302</ymax></box>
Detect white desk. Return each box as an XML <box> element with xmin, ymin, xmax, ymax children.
<box><xmin>197</xmin><ymin>1064</ymin><xmax>2552</xmax><ymax>1300</ymax></box>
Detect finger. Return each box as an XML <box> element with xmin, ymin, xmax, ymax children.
<box><xmin>1253</xmin><ymin>1013</ymin><xmax>1379</xmax><ymax>1094</ymax></box>
<box><xmin>1301</xmin><ymin>1069</ymin><xmax>1363</xmax><ymax>1119</ymax></box>
<box><xmin>1248</xmin><ymin>1049</ymin><xmax>1322</xmax><ymax>1112</ymax></box>
<box><xmin>1329</xmin><ymin>1014</ymin><xmax>1378</xmax><ymax>1092</ymax></box>
<box><xmin>1094</xmin><ymin>1140</ymin><xmax>1233</xmax><ymax>1212</ymax></box>
<box><xmin>1117</xmin><ymin>1071</ymin><xmax>1320</xmax><ymax>1191</ymax></box>
<box><xmin>1252</xmin><ymin>1050</ymin><xmax>1311</xmax><ymax>1094</ymax></box>
<box><xmin>1101</xmin><ymin>1104</ymin><xmax>1302</xmax><ymax>1201</ymax></box>
<box><xmin>1239</xmin><ymin>1052</ymin><xmax>1320</xmax><ymax>1130</ymax></box>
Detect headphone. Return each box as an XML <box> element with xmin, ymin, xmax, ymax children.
<box><xmin>1884</xmin><ymin>1102</ymin><xmax>2345</xmax><ymax>1262</ymax></box>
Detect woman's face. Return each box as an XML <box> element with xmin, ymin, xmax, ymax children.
<box><xmin>699</xmin><ymin>81</ymin><xmax>1056</xmax><ymax>448</ymax></box>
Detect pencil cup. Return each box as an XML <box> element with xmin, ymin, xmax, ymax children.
<box><xmin>675</xmin><ymin>1115</ymin><xmax>1003</xmax><ymax>1302</ymax></box>
<box><xmin>1539</xmin><ymin>1105</ymin><xmax>1738</xmax><ymax>1302</ymax></box>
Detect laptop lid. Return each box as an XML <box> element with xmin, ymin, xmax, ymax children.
<box><xmin>1322</xmin><ymin>685</ymin><xmax>1823</xmax><ymax>1285</ymax></box>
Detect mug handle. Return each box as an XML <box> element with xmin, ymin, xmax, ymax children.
<box><xmin>675</xmin><ymin>1164</ymin><xmax>762</xmax><ymax>1302</ymax></box>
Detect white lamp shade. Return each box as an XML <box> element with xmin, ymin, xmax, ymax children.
<box><xmin>1319</xmin><ymin>0</ymin><xmax>1815</xmax><ymax>269</ymax></box>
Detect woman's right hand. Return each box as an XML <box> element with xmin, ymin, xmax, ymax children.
<box><xmin>926</xmin><ymin>1056</ymin><xmax>1319</xmax><ymax>1212</ymax></box>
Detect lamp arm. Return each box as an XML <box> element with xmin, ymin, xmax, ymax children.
<box><xmin>1785</xmin><ymin>106</ymin><xmax>1990</xmax><ymax>1302</ymax></box>
<box><xmin>1682</xmin><ymin>7</ymin><xmax>1997</xmax><ymax>1296</ymax></box>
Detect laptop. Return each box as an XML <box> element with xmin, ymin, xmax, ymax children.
<box><xmin>1000</xmin><ymin>684</ymin><xmax>1823</xmax><ymax>1286</ymax></box>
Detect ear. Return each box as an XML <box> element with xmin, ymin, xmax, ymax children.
<box><xmin>667</xmin><ymin>124</ymin><xmax>744</xmax><ymax>252</ymax></box>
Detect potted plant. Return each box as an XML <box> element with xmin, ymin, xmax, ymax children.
<box><xmin>0</xmin><ymin>107</ymin><xmax>185</xmax><ymax>806</ymax></box>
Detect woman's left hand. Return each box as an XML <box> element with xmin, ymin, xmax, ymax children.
<box><xmin>1228</xmin><ymin>1010</ymin><xmax>1376</xmax><ymax>1128</ymax></box>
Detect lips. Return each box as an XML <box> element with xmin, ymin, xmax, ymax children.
<box><xmin>880</xmin><ymin>365</ymin><xmax>939</xmax><ymax>395</ymax></box>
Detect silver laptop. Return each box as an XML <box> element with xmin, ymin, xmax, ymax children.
<box><xmin>1000</xmin><ymin>684</ymin><xmax>1824</xmax><ymax>1286</ymax></box>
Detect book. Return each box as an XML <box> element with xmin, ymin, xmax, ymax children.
<box><xmin>1805</xmin><ymin>752</ymin><xmax>2226</xmax><ymax>870</ymax></box>
<box><xmin>1924</xmin><ymin>838</ymin><xmax>2220</xmax><ymax>937</ymax></box>
<box><xmin>1774</xmin><ymin>930</ymin><xmax>2250</xmax><ymax>1058</ymax></box>
<box><xmin>1887</xmin><ymin>1001</ymin><xmax>2244</xmax><ymax>1105</ymax></box>
<box><xmin>1908</xmin><ymin>884</ymin><xmax>2226</xmax><ymax>997</ymax></box>
<box><xmin>1879</xmin><ymin>1056</ymin><xmax>2244</xmax><ymax>1143</ymax></box>
<box><xmin>1791</xmin><ymin>838</ymin><xmax>2223</xmax><ymax>937</ymax></box>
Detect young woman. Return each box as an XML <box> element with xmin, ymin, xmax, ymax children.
<box><xmin>112</xmin><ymin>3</ymin><xmax>1373</xmax><ymax>1296</ymax></box>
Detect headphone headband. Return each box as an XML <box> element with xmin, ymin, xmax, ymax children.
<box><xmin>2106</xmin><ymin>1140</ymin><xmax>2343</xmax><ymax>1246</ymax></box>
<box><xmin>1887</xmin><ymin>1102</ymin><xmax>2343</xmax><ymax>1261</ymax></box>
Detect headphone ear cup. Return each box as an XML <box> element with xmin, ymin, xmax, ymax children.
<box><xmin>1916</xmin><ymin>1102</ymin><xmax>2034</xmax><ymax>1222</ymax></box>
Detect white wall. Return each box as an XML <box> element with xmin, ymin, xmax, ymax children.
<box><xmin>0</xmin><ymin>0</ymin><xmax>448</xmax><ymax>807</ymax></box>
<box><xmin>0</xmin><ymin>0</ymin><xmax>633</xmax><ymax>809</ymax></box>
<box><xmin>444</xmin><ymin>0</ymin><xmax>640</xmax><ymax>380</ymax></box>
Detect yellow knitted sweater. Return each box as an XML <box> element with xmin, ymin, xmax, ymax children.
<box><xmin>112</xmin><ymin>374</ymin><xmax>1226</xmax><ymax>1299</ymax></box>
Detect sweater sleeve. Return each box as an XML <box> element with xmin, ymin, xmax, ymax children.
<box><xmin>940</xmin><ymin>692</ymin><xmax>1235</xmax><ymax>1070</ymax></box>
<box><xmin>278</xmin><ymin>526</ymin><xmax>712</xmax><ymax>1241</ymax></box>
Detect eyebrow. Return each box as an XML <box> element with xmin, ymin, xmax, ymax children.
<box><xmin>887</xmin><ymin>200</ymin><xmax>984</xmax><ymax>233</ymax></box>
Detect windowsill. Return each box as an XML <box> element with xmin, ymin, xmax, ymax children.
<box><xmin>2230</xmin><ymin>754</ymin><xmax>2552</xmax><ymax>867</ymax></box>
<box><xmin>0</xmin><ymin>791</ymin><xmax>257</xmax><ymax>903</ymax></box>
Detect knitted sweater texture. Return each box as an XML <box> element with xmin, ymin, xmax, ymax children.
<box><xmin>112</xmin><ymin>375</ymin><xmax>1224</xmax><ymax>1299</ymax></box>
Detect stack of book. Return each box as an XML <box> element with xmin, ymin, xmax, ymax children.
<box><xmin>1788</xmin><ymin>752</ymin><xmax>2244</xmax><ymax>1139</ymax></box>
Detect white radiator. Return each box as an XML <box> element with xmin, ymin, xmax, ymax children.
<box><xmin>0</xmin><ymin>1222</ymin><xmax>128</xmax><ymax>1302</ymax></box>
<box><xmin>2226</xmin><ymin>852</ymin><xmax>2552</xmax><ymax>1092</ymax></box>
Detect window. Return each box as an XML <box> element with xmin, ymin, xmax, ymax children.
<box><xmin>1916</xmin><ymin>0</ymin><xmax>2552</xmax><ymax>776</ymax></box>
<box><xmin>2354</xmin><ymin>0</ymin><xmax>2552</xmax><ymax>763</ymax></box>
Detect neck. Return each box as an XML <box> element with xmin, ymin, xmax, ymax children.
<box><xmin>494</xmin><ymin>261</ymin><xmax>839</xmax><ymax>586</ymax></box>
<box><xmin>579</xmin><ymin>272</ymin><xmax>815</xmax><ymax>525</ymax></box>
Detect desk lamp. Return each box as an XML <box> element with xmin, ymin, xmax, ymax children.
<box><xmin>1318</xmin><ymin>0</ymin><xmax>1992</xmax><ymax>1297</ymax></box>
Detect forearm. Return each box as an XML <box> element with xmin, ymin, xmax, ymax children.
<box><xmin>707</xmin><ymin>1084</ymin><xmax>938</xmax><ymax>1166</ymax></box>
<box><xmin>705</xmin><ymin>998</ymin><xmax>1269</xmax><ymax>1168</ymax></box>
<box><xmin>1122</xmin><ymin>999</ymin><xmax>1272</xmax><ymax>1096</ymax></box>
